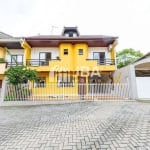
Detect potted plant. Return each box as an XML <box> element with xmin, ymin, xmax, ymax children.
<box><xmin>56</xmin><ymin>56</ymin><xmax>60</xmax><ymax>60</ymax></box>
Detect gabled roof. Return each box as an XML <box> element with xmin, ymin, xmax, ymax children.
<box><xmin>0</xmin><ymin>27</ymin><xmax>118</xmax><ymax>48</ymax></box>
<box><xmin>0</xmin><ymin>38</ymin><xmax>22</xmax><ymax>49</ymax></box>
<box><xmin>0</xmin><ymin>31</ymin><xmax>13</xmax><ymax>39</ymax></box>
<box><xmin>134</xmin><ymin>52</ymin><xmax>150</xmax><ymax>77</ymax></box>
<box><xmin>134</xmin><ymin>52</ymin><xmax>150</xmax><ymax>63</ymax></box>
<box><xmin>25</xmin><ymin>35</ymin><xmax>118</xmax><ymax>47</ymax></box>
<box><xmin>0</xmin><ymin>31</ymin><xmax>22</xmax><ymax>49</ymax></box>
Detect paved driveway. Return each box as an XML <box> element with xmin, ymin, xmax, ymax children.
<box><xmin>0</xmin><ymin>101</ymin><xmax>150</xmax><ymax>150</ymax></box>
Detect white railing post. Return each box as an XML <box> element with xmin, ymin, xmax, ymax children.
<box><xmin>0</xmin><ymin>79</ymin><xmax>7</xmax><ymax>105</ymax></box>
<box><xmin>92</xmin><ymin>84</ymin><xmax>94</xmax><ymax>100</ymax></box>
<box><xmin>63</xmin><ymin>83</ymin><xmax>64</xmax><ymax>100</ymax></box>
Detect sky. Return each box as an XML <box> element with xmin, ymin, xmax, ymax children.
<box><xmin>0</xmin><ymin>0</ymin><xmax>150</xmax><ymax>54</ymax></box>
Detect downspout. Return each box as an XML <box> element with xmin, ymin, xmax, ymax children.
<box><xmin>110</xmin><ymin>40</ymin><xmax>118</xmax><ymax>68</ymax></box>
<box><xmin>20</xmin><ymin>39</ymin><xmax>31</xmax><ymax>66</ymax></box>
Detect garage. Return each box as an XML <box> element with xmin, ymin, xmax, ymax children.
<box><xmin>134</xmin><ymin>53</ymin><xmax>150</xmax><ymax>99</ymax></box>
<box><xmin>113</xmin><ymin>52</ymin><xmax>150</xmax><ymax>100</ymax></box>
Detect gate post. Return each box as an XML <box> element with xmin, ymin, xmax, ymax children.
<box><xmin>0</xmin><ymin>79</ymin><xmax>7</xmax><ymax>105</ymax></box>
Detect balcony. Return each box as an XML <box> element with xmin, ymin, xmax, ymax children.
<box><xmin>26</xmin><ymin>59</ymin><xmax>60</xmax><ymax>67</ymax></box>
<box><xmin>6</xmin><ymin>62</ymin><xmax>23</xmax><ymax>68</ymax></box>
<box><xmin>26</xmin><ymin>59</ymin><xmax>49</xmax><ymax>66</ymax></box>
<box><xmin>86</xmin><ymin>59</ymin><xmax>116</xmax><ymax>71</ymax></box>
<box><xmin>26</xmin><ymin>58</ymin><xmax>116</xmax><ymax>72</ymax></box>
<box><xmin>26</xmin><ymin>59</ymin><xmax>62</xmax><ymax>71</ymax></box>
<box><xmin>86</xmin><ymin>59</ymin><xmax>115</xmax><ymax>65</ymax></box>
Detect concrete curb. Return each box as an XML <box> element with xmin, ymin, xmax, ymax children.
<box><xmin>0</xmin><ymin>99</ymin><xmax>135</xmax><ymax>107</ymax></box>
<box><xmin>136</xmin><ymin>99</ymin><xmax>150</xmax><ymax>103</ymax></box>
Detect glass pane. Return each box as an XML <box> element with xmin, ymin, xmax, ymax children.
<box><xmin>100</xmin><ymin>52</ymin><xmax>105</xmax><ymax>59</ymax></box>
<box><xmin>64</xmin><ymin>49</ymin><xmax>68</xmax><ymax>55</ymax></box>
<box><xmin>46</xmin><ymin>53</ymin><xmax>51</xmax><ymax>60</ymax></box>
<box><xmin>17</xmin><ymin>55</ymin><xmax>23</xmax><ymax>62</ymax></box>
<box><xmin>78</xmin><ymin>49</ymin><xmax>83</xmax><ymax>55</ymax></box>
<box><xmin>40</xmin><ymin>53</ymin><xmax>45</xmax><ymax>59</ymax></box>
<box><xmin>11</xmin><ymin>55</ymin><xmax>17</xmax><ymax>62</ymax></box>
<box><xmin>100</xmin><ymin>52</ymin><xmax>105</xmax><ymax>64</ymax></box>
<box><xmin>58</xmin><ymin>73</ymin><xmax>63</xmax><ymax>82</ymax></box>
<box><xmin>93</xmin><ymin>53</ymin><xmax>99</xmax><ymax>60</ymax></box>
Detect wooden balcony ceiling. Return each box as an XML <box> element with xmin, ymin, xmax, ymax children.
<box><xmin>25</xmin><ymin>35</ymin><xmax>118</xmax><ymax>47</ymax></box>
<box><xmin>0</xmin><ymin>38</ymin><xmax>22</xmax><ymax>49</ymax></box>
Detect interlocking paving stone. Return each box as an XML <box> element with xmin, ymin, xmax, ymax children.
<box><xmin>0</xmin><ymin>101</ymin><xmax>150</xmax><ymax>149</ymax></box>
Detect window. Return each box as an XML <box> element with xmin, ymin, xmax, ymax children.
<box><xmin>64</xmin><ymin>32</ymin><xmax>77</xmax><ymax>37</ymax></box>
<box><xmin>93</xmin><ymin>52</ymin><xmax>105</xmax><ymax>64</ymax></box>
<box><xmin>57</xmin><ymin>72</ymin><xmax>74</xmax><ymax>87</ymax></box>
<box><xmin>39</xmin><ymin>52</ymin><xmax>51</xmax><ymax>66</ymax></box>
<box><xmin>39</xmin><ymin>52</ymin><xmax>51</xmax><ymax>60</ymax></box>
<box><xmin>65</xmin><ymin>33</ymin><xmax>69</xmax><ymax>37</ymax></box>
<box><xmin>73</xmin><ymin>33</ymin><xmax>77</xmax><ymax>37</ymax></box>
<box><xmin>34</xmin><ymin>77</ymin><xmax>46</xmax><ymax>87</ymax></box>
<box><xmin>78</xmin><ymin>49</ymin><xmax>83</xmax><ymax>55</ymax></box>
<box><xmin>69</xmin><ymin>32</ymin><xmax>73</xmax><ymax>37</ymax></box>
<box><xmin>64</xmin><ymin>49</ymin><xmax>68</xmax><ymax>55</ymax></box>
<box><xmin>11</xmin><ymin>55</ymin><xmax>23</xmax><ymax>66</ymax></box>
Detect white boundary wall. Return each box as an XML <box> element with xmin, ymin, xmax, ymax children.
<box><xmin>113</xmin><ymin>65</ymin><xmax>138</xmax><ymax>99</ymax></box>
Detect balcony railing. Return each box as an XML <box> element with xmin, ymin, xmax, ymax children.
<box><xmin>86</xmin><ymin>59</ymin><xmax>115</xmax><ymax>65</ymax></box>
<box><xmin>26</xmin><ymin>59</ymin><xmax>60</xmax><ymax>66</ymax></box>
<box><xmin>6</xmin><ymin>62</ymin><xmax>23</xmax><ymax>67</ymax></box>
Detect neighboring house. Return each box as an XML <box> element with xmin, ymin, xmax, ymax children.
<box><xmin>0</xmin><ymin>31</ymin><xmax>12</xmax><ymax>39</ymax></box>
<box><xmin>113</xmin><ymin>52</ymin><xmax>150</xmax><ymax>99</ymax></box>
<box><xmin>0</xmin><ymin>27</ymin><xmax>118</xmax><ymax>97</ymax></box>
<box><xmin>0</xmin><ymin>32</ymin><xmax>18</xmax><ymax>96</ymax></box>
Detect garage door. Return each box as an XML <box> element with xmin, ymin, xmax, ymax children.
<box><xmin>136</xmin><ymin>77</ymin><xmax>150</xmax><ymax>99</ymax></box>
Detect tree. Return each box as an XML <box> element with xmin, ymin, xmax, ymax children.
<box><xmin>4</xmin><ymin>66</ymin><xmax>38</xmax><ymax>100</ymax></box>
<box><xmin>116</xmin><ymin>48</ymin><xmax>144</xmax><ymax>68</ymax></box>
<box><xmin>4</xmin><ymin>66</ymin><xmax>38</xmax><ymax>85</ymax></box>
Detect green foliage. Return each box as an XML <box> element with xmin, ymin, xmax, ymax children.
<box><xmin>116</xmin><ymin>48</ymin><xmax>144</xmax><ymax>68</ymax></box>
<box><xmin>4</xmin><ymin>66</ymin><xmax>38</xmax><ymax>85</ymax></box>
<box><xmin>0</xmin><ymin>58</ymin><xmax>5</xmax><ymax>63</ymax></box>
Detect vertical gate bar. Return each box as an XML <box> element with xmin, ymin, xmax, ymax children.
<box><xmin>63</xmin><ymin>83</ymin><xmax>64</xmax><ymax>100</ymax></box>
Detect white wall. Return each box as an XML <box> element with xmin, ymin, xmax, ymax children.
<box><xmin>113</xmin><ymin>65</ymin><xmax>138</xmax><ymax>99</ymax></box>
<box><xmin>136</xmin><ymin>77</ymin><xmax>150</xmax><ymax>99</ymax></box>
<box><xmin>31</xmin><ymin>48</ymin><xmax>59</xmax><ymax>59</ymax></box>
<box><xmin>5</xmin><ymin>49</ymin><xmax>24</xmax><ymax>62</ymax></box>
<box><xmin>88</xmin><ymin>47</ymin><xmax>111</xmax><ymax>59</ymax></box>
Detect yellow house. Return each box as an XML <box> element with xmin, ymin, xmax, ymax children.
<box><xmin>0</xmin><ymin>27</ymin><xmax>118</xmax><ymax>98</ymax></box>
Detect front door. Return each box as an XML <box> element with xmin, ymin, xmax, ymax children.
<box><xmin>0</xmin><ymin>80</ymin><xmax>2</xmax><ymax>88</ymax></box>
<box><xmin>78</xmin><ymin>77</ymin><xmax>86</xmax><ymax>96</ymax></box>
